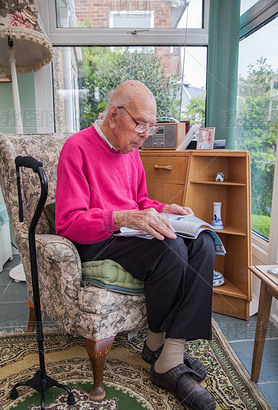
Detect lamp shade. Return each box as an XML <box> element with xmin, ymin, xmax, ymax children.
<box><xmin>0</xmin><ymin>0</ymin><xmax>53</xmax><ymax>75</ymax></box>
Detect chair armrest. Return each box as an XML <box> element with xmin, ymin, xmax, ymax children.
<box><xmin>36</xmin><ymin>234</ymin><xmax>80</xmax><ymax>262</ymax></box>
<box><xmin>35</xmin><ymin>234</ymin><xmax>83</xmax><ymax>328</ymax></box>
<box><xmin>36</xmin><ymin>233</ymin><xmax>82</xmax><ymax>283</ymax></box>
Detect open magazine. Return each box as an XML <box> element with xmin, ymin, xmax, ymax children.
<box><xmin>115</xmin><ymin>213</ymin><xmax>226</xmax><ymax>255</ymax></box>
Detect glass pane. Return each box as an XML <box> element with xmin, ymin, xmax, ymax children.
<box><xmin>55</xmin><ymin>0</ymin><xmax>202</xmax><ymax>29</ymax></box>
<box><xmin>52</xmin><ymin>46</ymin><xmax>206</xmax><ymax>132</ymax></box>
<box><xmin>178</xmin><ymin>0</ymin><xmax>203</xmax><ymax>29</ymax></box>
<box><xmin>240</xmin><ymin>0</ymin><xmax>260</xmax><ymax>15</ymax></box>
<box><xmin>236</xmin><ymin>17</ymin><xmax>278</xmax><ymax>239</ymax></box>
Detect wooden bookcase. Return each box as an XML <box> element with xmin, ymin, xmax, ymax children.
<box><xmin>140</xmin><ymin>149</ymin><xmax>252</xmax><ymax>320</ymax></box>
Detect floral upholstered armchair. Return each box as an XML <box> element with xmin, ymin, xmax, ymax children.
<box><xmin>0</xmin><ymin>132</ymin><xmax>147</xmax><ymax>401</ymax></box>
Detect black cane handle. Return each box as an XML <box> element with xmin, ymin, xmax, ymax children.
<box><xmin>15</xmin><ymin>156</ymin><xmax>43</xmax><ymax>172</ymax></box>
<box><xmin>15</xmin><ymin>156</ymin><xmax>44</xmax><ymax>222</ymax></box>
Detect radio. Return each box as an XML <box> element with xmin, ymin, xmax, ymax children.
<box><xmin>142</xmin><ymin>121</ymin><xmax>189</xmax><ymax>149</ymax></box>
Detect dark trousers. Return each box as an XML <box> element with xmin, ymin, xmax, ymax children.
<box><xmin>76</xmin><ymin>232</ymin><xmax>215</xmax><ymax>340</ymax></box>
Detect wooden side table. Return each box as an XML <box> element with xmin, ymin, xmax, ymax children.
<box><xmin>249</xmin><ymin>265</ymin><xmax>278</xmax><ymax>382</ymax></box>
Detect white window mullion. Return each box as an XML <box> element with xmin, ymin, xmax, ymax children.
<box><xmin>47</xmin><ymin>27</ymin><xmax>208</xmax><ymax>47</ymax></box>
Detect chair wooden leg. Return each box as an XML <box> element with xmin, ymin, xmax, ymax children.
<box><xmin>84</xmin><ymin>336</ymin><xmax>115</xmax><ymax>401</ymax></box>
<box><xmin>25</xmin><ymin>305</ymin><xmax>35</xmax><ymax>332</ymax></box>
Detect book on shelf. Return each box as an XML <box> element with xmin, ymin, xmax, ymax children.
<box><xmin>115</xmin><ymin>213</ymin><xmax>226</xmax><ymax>255</ymax></box>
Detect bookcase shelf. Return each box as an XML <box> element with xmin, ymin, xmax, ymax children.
<box><xmin>140</xmin><ymin>149</ymin><xmax>252</xmax><ymax>320</ymax></box>
<box><xmin>213</xmin><ymin>278</ymin><xmax>247</xmax><ymax>300</ymax></box>
<box><xmin>214</xmin><ymin>226</ymin><xmax>247</xmax><ymax>236</ymax></box>
<box><xmin>190</xmin><ymin>180</ymin><xmax>246</xmax><ymax>187</ymax></box>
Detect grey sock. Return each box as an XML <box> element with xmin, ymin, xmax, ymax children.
<box><xmin>146</xmin><ymin>329</ymin><xmax>165</xmax><ymax>352</ymax></box>
<box><xmin>154</xmin><ymin>338</ymin><xmax>186</xmax><ymax>374</ymax></box>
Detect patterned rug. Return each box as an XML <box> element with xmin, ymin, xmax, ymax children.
<box><xmin>0</xmin><ymin>320</ymin><xmax>271</xmax><ymax>409</ymax></box>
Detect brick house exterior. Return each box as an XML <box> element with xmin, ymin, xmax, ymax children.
<box><xmin>73</xmin><ymin>0</ymin><xmax>186</xmax><ymax>76</ymax></box>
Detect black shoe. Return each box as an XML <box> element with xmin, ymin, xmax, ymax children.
<box><xmin>150</xmin><ymin>364</ymin><xmax>216</xmax><ymax>410</ymax></box>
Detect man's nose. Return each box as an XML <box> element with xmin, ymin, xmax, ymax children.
<box><xmin>140</xmin><ymin>129</ymin><xmax>150</xmax><ymax>140</ymax></box>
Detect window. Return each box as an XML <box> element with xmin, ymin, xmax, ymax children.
<box><xmin>52</xmin><ymin>45</ymin><xmax>207</xmax><ymax>132</ymax></box>
<box><xmin>55</xmin><ymin>0</ymin><xmax>203</xmax><ymax>29</ymax></box>
<box><xmin>240</xmin><ymin>0</ymin><xmax>260</xmax><ymax>15</ymax></box>
<box><xmin>178</xmin><ymin>0</ymin><xmax>203</xmax><ymax>28</ymax></box>
<box><xmin>236</xmin><ymin>16</ymin><xmax>278</xmax><ymax>240</ymax></box>
<box><xmin>110</xmin><ymin>11</ymin><xmax>154</xmax><ymax>29</ymax></box>
<box><xmin>42</xmin><ymin>0</ymin><xmax>208</xmax><ymax>133</ymax></box>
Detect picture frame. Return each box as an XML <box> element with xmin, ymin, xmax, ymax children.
<box><xmin>196</xmin><ymin>127</ymin><xmax>215</xmax><ymax>149</ymax></box>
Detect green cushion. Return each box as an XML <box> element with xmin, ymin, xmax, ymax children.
<box><xmin>82</xmin><ymin>259</ymin><xmax>144</xmax><ymax>295</ymax></box>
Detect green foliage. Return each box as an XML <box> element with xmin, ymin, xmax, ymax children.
<box><xmin>80</xmin><ymin>47</ymin><xmax>181</xmax><ymax>128</ymax></box>
<box><xmin>251</xmin><ymin>214</ymin><xmax>271</xmax><ymax>238</ymax></box>
<box><xmin>181</xmin><ymin>90</ymin><xmax>206</xmax><ymax>125</ymax></box>
<box><xmin>236</xmin><ymin>57</ymin><xmax>278</xmax><ymax>237</ymax></box>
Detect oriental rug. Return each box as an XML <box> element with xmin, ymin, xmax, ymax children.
<box><xmin>0</xmin><ymin>320</ymin><xmax>271</xmax><ymax>409</ymax></box>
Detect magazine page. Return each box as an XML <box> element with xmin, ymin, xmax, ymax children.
<box><xmin>115</xmin><ymin>225</ymin><xmax>226</xmax><ymax>254</ymax></box>
<box><xmin>115</xmin><ymin>213</ymin><xmax>212</xmax><ymax>240</ymax></box>
<box><xmin>114</xmin><ymin>227</ymin><xmax>153</xmax><ymax>239</ymax></box>
<box><xmin>161</xmin><ymin>213</ymin><xmax>211</xmax><ymax>238</ymax></box>
<box><xmin>114</xmin><ymin>214</ymin><xmax>226</xmax><ymax>256</ymax></box>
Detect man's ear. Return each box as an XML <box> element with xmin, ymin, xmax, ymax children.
<box><xmin>108</xmin><ymin>106</ymin><xmax>118</xmax><ymax>129</ymax></box>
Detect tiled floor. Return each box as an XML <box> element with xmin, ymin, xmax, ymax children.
<box><xmin>1</xmin><ymin>255</ymin><xmax>278</xmax><ymax>409</ymax></box>
<box><xmin>213</xmin><ymin>312</ymin><xmax>278</xmax><ymax>409</ymax></box>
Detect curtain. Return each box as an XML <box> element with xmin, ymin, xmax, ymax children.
<box><xmin>206</xmin><ymin>0</ymin><xmax>240</xmax><ymax>149</ymax></box>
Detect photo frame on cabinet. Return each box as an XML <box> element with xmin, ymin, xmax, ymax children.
<box><xmin>196</xmin><ymin>127</ymin><xmax>215</xmax><ymax>149</ymax></box>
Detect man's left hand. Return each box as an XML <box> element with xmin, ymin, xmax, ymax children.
<box><xmin>162</xmin><ymin>203</ymin><xmax>194</xmax><ymax>215</ymax></box>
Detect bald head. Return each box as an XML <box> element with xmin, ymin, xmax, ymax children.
<box><xmin>100</xmin><ymin>80</ymin><xmax>157</xmax><ymax>154</ymax></box>
<box><xmin>108</xmin><ymin>80</ymin><xmax>156</xmax><ymax>113</ymax></box>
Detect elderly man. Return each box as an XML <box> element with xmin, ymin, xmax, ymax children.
<box><xmin>56</xmin><ymin>80</ymin><xmax>216</xmax><ymax>409</ymax></box>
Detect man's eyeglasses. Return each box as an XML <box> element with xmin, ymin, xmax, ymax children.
<box><xmin>117</xmin><ymin>106</ymin><xmax>159</xmax><ymax>136</ymax></box>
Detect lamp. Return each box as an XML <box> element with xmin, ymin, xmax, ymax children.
<box><xmin>0</xmin><ymin>0</ymin><xmax>53</xmax><ymax>133</ymax></box>
<box><xmin>0</xmin><ymin>1</ymin><xmax>53</xmax><ymax>282</ymax></box>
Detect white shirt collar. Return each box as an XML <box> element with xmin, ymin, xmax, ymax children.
<box><xmin>94</xmin><ymin>120</ymin><xmax>118</xmax><ymax>151</ymax></box>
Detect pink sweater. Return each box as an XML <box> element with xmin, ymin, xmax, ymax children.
<box><xmin>55</xmin><ymin>125</ymin><xmax>165</xmax><ymax>244</ymax></box>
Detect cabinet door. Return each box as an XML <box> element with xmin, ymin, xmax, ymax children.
<box><xmin>141</xmin><ymin>153</ymin><xmax>188</xmax><ymax>204</ymax></box>
<box><xmin>147</xmin><ymin>181</ymin><xmax>185</xmax><ymax>205</ymax></box>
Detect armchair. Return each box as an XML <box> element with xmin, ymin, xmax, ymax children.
<box><xmin>0</xmin><ymin>132</ymin><xmax>147</xmax><ymax>401</ymax></box>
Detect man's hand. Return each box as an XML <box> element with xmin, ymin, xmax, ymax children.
<box><xmin>113</xmin><ymin>208</ymin><xmax>177</xmax><ymax>241</ymax></box>
<box><xmin>162</xmin><ymin>203</ymin><xmax>194</xmax><ymax>215</ymax></box>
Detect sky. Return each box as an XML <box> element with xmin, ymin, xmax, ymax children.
<box><xmin>179</xmin><ymin>0</ymin><xmax>277</xmax><ymax>88</ymax></box>
<box><xmin>238</xmin><ymin>17</ymin><xmax>278</xmax><ymax>78</ymax></box>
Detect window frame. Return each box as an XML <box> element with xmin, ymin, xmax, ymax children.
<box><xmin>239</xmin><ymin>0</ymin><xmax>278</xmax><ymax>264</ymax></box>
<box><xmin>39</xmin><ymin>0</ymin><xmax>209</xmax><ymax>47</ymax></box>
<box><xmin>240</xmin><ymin>0</ymin><xmax>278</xmax><ymax>39</ymax></box>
